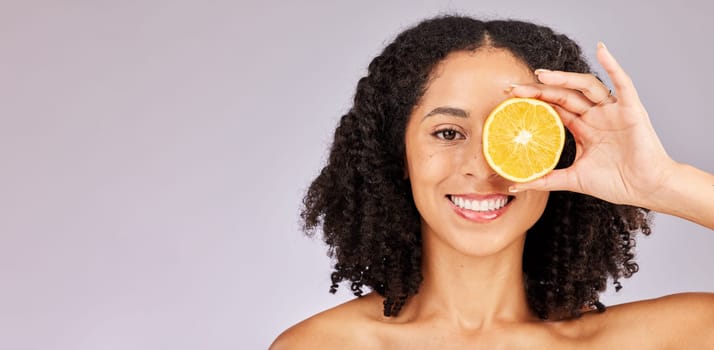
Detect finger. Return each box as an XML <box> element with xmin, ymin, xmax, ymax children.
<box><xmin>508</xmin><ymin>168</ymin><xmax>579</xmax><ymax>193</ymax></box>
<box><xmin>551</xmin><ymin>104</ymin><xmax>588</xmax><ymax>140</ymax></box>
<box><xmin>510</xmin><ymin>83</ymin><xmax>592</xmax><ymax>115</ymax></box>
<box><xmin>533</xmin><ymin>69</ymin><xmax>611</xmax><ymax>105</ymax></box>
<box><xmin>504</xmin><ymin>85</ymin><xmax>588</xmax><ymax>139</ymax></box>
<box><xmin>596</xmin><ymin>42</ymin><xmax>640</xmax><ymax>106</ymax></box>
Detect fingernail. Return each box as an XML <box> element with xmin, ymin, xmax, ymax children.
<box><xmin>534</xmin><ymin>68</ymin><xmax>551</xmax><ymax>75</ymax></box>
<box><xmin>508</xmin><ymin>186</ymin><xmax>521</xmax><ymax>193</ymax></box>
<box><xmin>597</xmin><ymin>41</ymin><xmax>607</xmax><ymax>50</ymax></box>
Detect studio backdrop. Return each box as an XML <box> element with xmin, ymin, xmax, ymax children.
<box><xmin>1</xmin><ymin>1</ymin><xmax>712</xmax><ymax>349</ymax></box>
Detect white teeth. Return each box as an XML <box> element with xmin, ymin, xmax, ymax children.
<box><xmin>450</xmin><ymin>195</ymin><xmax>509</xmax><ymax>212</ymax></box>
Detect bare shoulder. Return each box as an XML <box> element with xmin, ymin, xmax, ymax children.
<box><xmin>605</xmin><ymin>292</ymin><xmax>714</xmax><ymax>323</ymax></box>
<box><xmin>269</xmin><ymin>293</ymin><xmax>384</xmax><ymax>350</ymax></box>
<box><xmin>587</xmin><ymin>292</ymin><xmax>714</xmax><ymax>348</ymax></box>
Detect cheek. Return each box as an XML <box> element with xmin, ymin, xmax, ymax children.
<box><xmin>407</xmin><ymin>146</ymin><xmax>474</xmax><ymax>221</ymax></box>
<box><xmin>408</xmin><ymin>146</ymin><xmax>459</xmax><ymax>185</ymax></box>
<box><xmin>522</xmin><ymin>192</ymin><xmax>550</xmax><ymax>223</ymax></box>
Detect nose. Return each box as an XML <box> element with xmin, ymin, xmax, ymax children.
<box><xmin>460</xmin><ymin>138</ymin><xmax>499</xmax><ymax>181</ymax></box>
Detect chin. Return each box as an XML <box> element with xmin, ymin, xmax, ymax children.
<box><xmin>446</xmin><ymin>225</ymin><xmax>529</xmax><ymax>257</ymax></box>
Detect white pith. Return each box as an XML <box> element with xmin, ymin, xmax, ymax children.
<box><xmin>514</xmin><ymin>130</ymin><xmax>533</xmax><ymax>144</ymax></box>
<box><xmin>449</xmin><ymin>195</ymin><xmax>509</xmax><ymax>212</ymax></box>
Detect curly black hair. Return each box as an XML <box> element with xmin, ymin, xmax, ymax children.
<box><xmin>301</xmin><ymin>15</ymin><xmax>652</xmax><ymax>320</ymax></box>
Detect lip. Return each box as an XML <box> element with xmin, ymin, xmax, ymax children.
<box><xmin>446</xmin><ymin>194</ymin><xmax>514</xmax><ymax>223</ymax></box>
<box><xmin>449</xmin><ymin>193</ymin><xmax>511</xmax><ymax>200</ymax></box>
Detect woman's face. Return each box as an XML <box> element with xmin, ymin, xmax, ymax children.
<box><xmin>404</xmin><ymin>48</ymin><xmax>549</xmax><ymax>257</ymax></box>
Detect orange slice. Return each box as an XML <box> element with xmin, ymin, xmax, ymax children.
<box><xmin>482</xmin><ymin>98</ymin><xmax>565</xmax><ymax>183</ymax></box>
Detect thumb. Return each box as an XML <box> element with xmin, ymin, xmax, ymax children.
<box><xmin>508</xmin><ymin>168</ymin><xmax>576</xmax><ymax>193</ymax></box>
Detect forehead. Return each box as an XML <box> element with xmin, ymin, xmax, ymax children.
<box><xmin>415</xmin><ymin>48</ymin><xmax>535</xmax><ymax>114</ymax></box>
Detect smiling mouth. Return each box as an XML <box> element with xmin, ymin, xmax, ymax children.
<box><xmin>446</xmin><ymin>194</ymin><xmax>515</xmax><ymax>212</ymax></box>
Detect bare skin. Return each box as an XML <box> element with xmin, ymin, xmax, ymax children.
<box><xmin>274</xmin><ymin>292</ymin><xmax>714</xmax><ymax>349</ymax></box>
<box><xmin>271</xmin><ymin>44</ymin><xmax>714</xmax><ymax>349</ymax></box>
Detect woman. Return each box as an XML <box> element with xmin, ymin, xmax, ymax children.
<box><xmin>272</xmin><ymin>15</ymin><xmax>714</xmax><ymax>348</ymax></box>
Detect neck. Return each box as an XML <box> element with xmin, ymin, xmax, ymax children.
<box><xmin>400</xmin><ymin>229</ymin><xmax>536</xmax><ymax>329</ymax></box>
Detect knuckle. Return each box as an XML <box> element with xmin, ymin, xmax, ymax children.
<box><xmin>554</xmin><ymin>93</ymin><xmax>569</xmax><ymax>106</ymax></box>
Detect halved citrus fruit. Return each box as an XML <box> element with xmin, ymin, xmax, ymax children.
<box><xmin>482</xmin><ymin>98</ymin><xmax>565</xmax><ymax>183</ymax></box>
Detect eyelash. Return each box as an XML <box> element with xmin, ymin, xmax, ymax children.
<box><xmin>432</xmin><ymin>128</ymin><xmax>465</xmax><ymax>141</ymax></box>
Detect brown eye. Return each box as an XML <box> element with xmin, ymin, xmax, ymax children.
<box><xmin>434</xmin><ymin>128</ymin><xmax>462</xmax><ymax>141</ymax></box>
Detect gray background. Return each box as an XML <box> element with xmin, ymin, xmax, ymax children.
<box><xmin>1</xmin><ymin>1</ymin><xmax>712</xmax><ymax>349</ymax></box>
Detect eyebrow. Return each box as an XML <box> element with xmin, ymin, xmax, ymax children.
<box><xmin>422</xmin><ymin>106</ymin><xmax>469</xmax><ymax>121</ymax></box>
